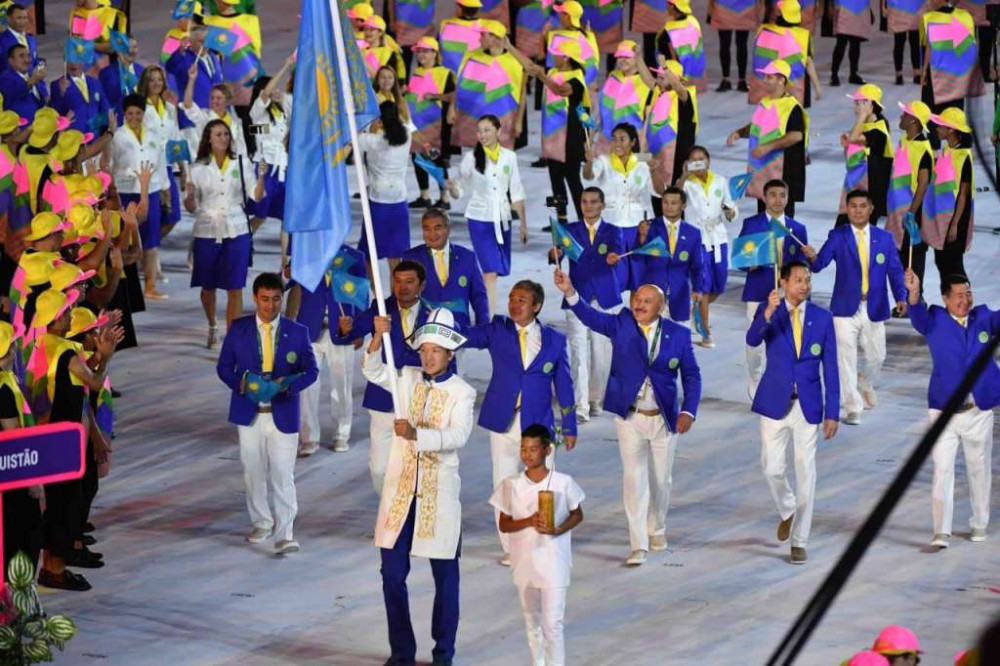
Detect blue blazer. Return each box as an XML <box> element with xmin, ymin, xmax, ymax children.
<box><xmin>559</xmin><ymin>218</ymin><xmax>624</xmax><ymax>311</ymax></box>
<box><xmin>295</xmin><ymin>246</ymin><xmax>367</xmax><ymax>344</ymax></box>
<box><xmin>631</xmin><ymin>218</ymin><xmax>707</xmax><ymax>321</ymax></box>
<box><xmin>337</xmin><ymin>297</ymin><xmax>429</xmax><ymax>412</ymax></box>
<box><xmin>0</xmin><ymin>68</ymin><xmax>47</xmax><ymax>121</ymax></box>
<box><xmin>0</xmin><ymin>32</ymin><xmax>38</xmax><ymax>72</ymax></box>
<box><xmin>98</xmin><ymin>61</ymin><xmax>144</xmax><ymax>117</ymax></box>
<box><xmin>50</xmin><ymin>75</ymin><xmax>111</xmax><ymax>134</ymax></box>
<box><xmin>569</xmin><ymin>299</ymin><xmax>701</xmax><ymax>432</ymax></box>
<box><xmin>216</xmin><ymin>315</ymin><xmax>319</xmax><ymax>434</ymax></box>
<box><xmin>747</xmin><ymin>301</ymin><xmax>840</xmax><ymax>424</ymax></box>
<box><xmin>461</xmin><ymin>316</ymin><xmax>577</xmax><ymax>436</ymax></box>
<box><xmin>810</xmin><ymin>224</ymin><xmax>907</xmax><ymax>321</ymax></box>
<box><xmin>166</xmin><ymin>48</ymin><xmax>223</xmax><ymax>129</ymax></box>
<box><xmin>401</xmin><ymin>243</ymin><xmax>489</xmax><ymax>329</ymax></box>
<box><xmin>909</xmin><ymin>302</ymin><xmax>1000</xmax><ymax>410</ymax></box>
<box><xmin>738</xmin><ymin>213</ymin><xmax>809</xmax><ymax>302</ymax></box>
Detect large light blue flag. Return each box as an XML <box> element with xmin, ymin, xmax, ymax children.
<box><xmin>284</xmin><ymin>0</ymin><xmax>379</xmax><ymax>291</ymax></box>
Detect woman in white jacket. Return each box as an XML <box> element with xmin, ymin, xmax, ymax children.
<box><xmin>445</xmin><ymin>115</ymin><xmax>527</xmax><ymax>314</ymax></box>
<box><xmin>182</xmin><ymin>60</ymin><xmax>247</xmax><ymax>159</ymax></box>
<box><xmin>184</xmin><ymin>119</ymin><xmax>265</xmax><ymax>348</ymax></box>
<box><xmin>676</xmin><ymin>145</ymin><xmax>737</xmax><ymax>348</ymax></box>
<box><xmin>137</xmin><ymin>65</ymin><xmax>184</xmax><ymax>254</ymax></box>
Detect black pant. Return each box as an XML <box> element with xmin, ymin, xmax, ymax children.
<box><xmin>934</xmin><ymin>242</ymin><xmax>966</xmax><ymax>281</ymax></box>
<box><xmin>548</xmin><ymin>159</ymin><xmax>585</xmax><ymax>220</ymax></box>
<box><xmin>719</xmin><ymin>30</ymin><xmax>750</xmax><ymax>81</ymax></box>
<box><xmin>979</xmin><ymin>25</ymin><xmax>996</xmax><ymax>80</ymax></box>
<box><xmin>893</xmin><ymin>31</ymin><xmax>921</xmax><ymax>73</ymax></box>
<box><xmin>3</xmin><ymin>489</ymin><xmax>42</xmax><ymax>573</ymax></box>
<box><xmin>42</xmin><ymin>478</ymin><xmax>84</xmax><ymax>556</ymax></box>
<box><xmin>80</xmin><ymin>439</ymin><xmax>99</xmax><ymax>536</ymax></box>
<box><xmin>757</xmin><ymin>199</ymin><xmax>796</xmax><ymax>218</ymax></box>
<box><xmin>831</xmin><ymin>35</ymin><xmax>862</xmax><ymax>77</ymax></box>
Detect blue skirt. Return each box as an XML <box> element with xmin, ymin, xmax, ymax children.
<box><xmin>250</xmin><ymin>169</ymin><xmax>286</xmax><ymax>220</ymax></box>
<box><xmin>703</xmin><ymin>244</ymin><xmax>729</xmax><ymax>294</ymax></box>
<box><xmin>191</xmin><ymin>234</ymin><xmax>252</xmax><ymax>290</ymax></box>
<box><xmin>468</xmin><ymin>218</ymin><xmax>512</xmax><ymax>276</ymax></box>
<box><xmin>123</xmin><ymin>191</ymin><xmax>161</xmax><ymax>249</ymax></box>
<box><xmin>166</xmin><ymin>170</ymin><xmax>182</xmax><ymax>226</ymax></box>
<box><xmin>358</xmin><ymin>200</ymin><xmax>409</xmax><ymax>260</ymax></box>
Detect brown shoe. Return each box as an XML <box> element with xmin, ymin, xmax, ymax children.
<box><xmin>777</xmin><ymin>514</ymin><xmax>794</xmax><ymax>542</ymax></box>
<box><xmin>790</xmin><ymin>546</ymin><xmax>807</xmax><ymax>564</ymax></box>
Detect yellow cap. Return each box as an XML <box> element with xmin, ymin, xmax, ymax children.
<box><xmin>778</xmin><ymin>0</ymin><xmax>802</xmax><ymax>24</ymax></box>
<box><xmin>25</xmin><ymin>212</ymin><xmax>70</xmax><ymax>242</ymax></box>
<box><xmin>32</xmin><ymin>288</ymin><xmax>77</xmax><ymax>330</ymax></box>
<box><xmin>19</xmin><ymin>252</ymin><xmax>61</xmax><ymax>288</ymax></box>
<box><xmin>415</xmin><ymin>36</ymin><xmax>440</xmax><ymax>51</ymax></box>
<box><xmin>49</xmin><ymin>130</ymin><xmax>93</xmax><ymax>164</ymax></box>
<box><xmin>364</xmin><ymin>15</ymin><xmax>386</xmax><ymax>32</ymax></box>
<box><xmin>28</xmin><ymin>108</ymin><xmax>63</xmax><ymax>149</ymax></box>
<box><xmin>847</xmin><ymin>83</ymin><xmax>883</xmax><ymax>106</ymax></box>
<box><xmin>932</xmin><ymin>107</ymin><xmax>971</xmax><ymax>134</ymax></box>
<box><xmin>49</xmin><ymin>262</ymin><xmax>95</xmax><ymax>291</ymax></box>
<box><xmin>63</xmin><ymin>203</ymin><xmax>101</xmax><ymax>245</ymax></box>
<box><xmin>555</xmin><ymin>0</ymin><xmax>583</xmax><ymax>26</ymax></box>
<box><xmin>347</xmin><ymin>3</ymin><xmax>374</xmax><ymax>20</ymax></box>
<box><xmin>457</xmin><ymin>0</ymin><xmax>483</xmax><ymax>7</ymax></box>
<box><xmin>0</xmin><ymin>110</ymin><xmax>23</xmax><ymax>136</ymax></box>
<box><xmin>217</xmin><ymin>0</ymin><xmax>240</xmax><ymax>4</ymax></box>
<box><xmin>898</xmin><ymin>100</ymin><xmax>932</xmax><ymax>128</ymax></box>
<box><xmin>477</xmin><ymin>19</ymin><xmax>507</xmax><ymax>39</ymax></box>
<box><xmin>67</xmin><ymin>307</ymin><xmax>109</xmax><ymax>339</ymax></box>
<box><xmin>654</xmin><ymin>59</ymin><xmax>685</xmax><ymax>78</ymax></box>
<box><xmin>669</xmin><ymin>0</ymin><xmax>692</xmax><ymax>14</ymax></box>
<box><xmin>0</xmin><ymin>321</ymin><xmax>13</xmax><ymax>358</ymax></box>
<box><xmin>554</xmin><ymin>38</ymin><xmax>583</xmax><ymax>63</ymax></box>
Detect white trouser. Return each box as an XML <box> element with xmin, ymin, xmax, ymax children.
<box><xmin>746</xmin><ymin>302</ymin><xmax>765</xmax><ymax>391</ymax></box>
<box><xmin>759</xmin><ymin>401</ymin><xmax>818</xmax><ymax>548</ymax></box>
<box><xmin>299</xmin><ymin>331</ymin><xmax>354</xmax><ymax>444</ymax></box>
<box><xmin>930</xmin><ymin>407</ymin><xmax>993</xmax><ymax>535</ymax></box>
<box><xmin>237</xmin><ymin>413</ymin><xmax>299</xmax><ymax>542</ymax></box>
<box><xmin>566</xmin><ymin>306</ymin><xmax>612</xmax><ymax>416</ymax></box>
<box><xmin>369</xmin><ymin>409</ymin><xmax>395</xmax><ymax>495</ymax></box>
<box><xmin>833</xmin><ymin>306</ymin><xmax>886</xmax><ymax>414</ymax></box>
<box><xmin>517</xmin><ymin>585</ymin><xmax>567</xmax><ymax>666</ymax></box>
<box><xmin>491</xmin><ymin>414</ymin><xmax>522</xmax><ymax>553</ymax></box>
<box><xmin>615</xmin><ymin>412</ymin><xmax>677</xmax><ymax>551</ymax></box>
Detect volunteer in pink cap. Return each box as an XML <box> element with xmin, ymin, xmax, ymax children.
<box><xmin>361</xmin><ymin>15</ymin><xmax>405</xmax><ymax>82</ymax></box>
<box><xmin>655</xmin><ymin>0</ymin><xmax>707</xmax><ymax>92</ymax></box>
<box><xmin>544</xmin><ymin>1</ymin><xmax>601</xmax><ymax>93</ymax></box>
<box><xmin>727</xmin><ymin>59</ymin><xmax>808</xmax><ymax>217</ymax></box>
<box><xmin>596</xmin><ymin>39</ymin><xmax>656</xmax><ymax>152</ymax></box>
<box><xmin>885</xmin><ymin>100</ymin><xmax>933</xmax><ymax>296</ymax></box>
<box><xmin>646</xmin><ymin>59</ymin><xmax>698</xmax><ymax>215</ymax></box>
<box><xmin>835</xmin><ymin>84</ymin><xmax>893</xmax><ymax>227</ymax></box>
<box><xmin>872</xmin><ymin>625</ymin><xmax>922</xmax><ymax>665</ymax></box>
<box><xmin>405</xmin><ymin>36</ymin><xmax>456</xmax><ymax>211</ymax></box>
<box><xmin>925</xmin><ymin>106</ymin><xmax>973</xmax><ymax>280</ymax></box>
<box><xmin>708</xmin><ymin>0</ymin><xmax>759</xmax><ymax>93</ymax></box>
<box><xmin>437</xmin><ymin>0</ymin><xmax>483</xmax><ymax>73</ymax></box>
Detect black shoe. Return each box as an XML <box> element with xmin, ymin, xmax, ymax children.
<box><xmin>848</xmin><ymin>74</ymin><xmax>865</xmax><ymax>85</ymax></box>
<box><xmin>829</xmin><ymin>74</ymin><xmax>840</xmax><ymax>87</ymax></box>
<box><xmin>432</xmin><ymin>199</ymin><xmax>451</xmax><ymax>211</ymax></box>
<box><xmin>83</xmin><ymin>522</ymin><xmax>96</xmax><ymax>534</ymax></box>
<box><xmin>408</xmin><ymin>197</ymin><xmax>432</xmax><ymax>209</ymax></box>
<box><xmin>540</xmin><ymin>224</ymin><xmax>552</xmax><ymax>232</ymax></box>
<box><xmin>351</xmin><ymin>192</ymin><xmax>360</xmax><ymax>199</ymax></box>
<box><xmin>111</xmin><ymin>388</ymin><xmax>122</xmax><ymax>398</ymax></box>
<box><xmin>716</xmin><ymin>78</ymin><xmax>732</xmax><ymax>92</ymax></box>
<box><xmin>737</xmin><ymin>79</ymin><xmax>749</xmax><ymax>92</ymax></box>
<box><xmin>383</xmin><ymin>659</ymin><xmax>416</xmax><ymax>666</ymax></box>
<box><xmin>530</xmin><ymin>157</ymin><xmax>548</xmax><ymax>168</ymax></box>
<box><xmin>913</xmin><ymin>75</ymin><xmax>921</xmax><ymax>84</ymax></box>
<box><xmin>65</xmin><ymin>548</ymin><xmax>104</xmax><ymax>569</ymax></box>
<box><xmin>82</xmin><ymin>534</ymin><xmax>96</xmax><ymax>546</ymax></box>
<box><xmin>431</xmin><ymin>660</ymin><xmax>453</xmax><ymax>666</ymax></box>
<box><xmin>38</xmin><ymin>569</ymin><xmax>91</xmax><ymax>591</ymax></box>
<box><xmin>895</xmin><ymin>74</ymin><xmax>904</xmax><ymax>85</ymax></box>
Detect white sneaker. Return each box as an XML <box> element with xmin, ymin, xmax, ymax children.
<box><xmin>861</xmin><ymin>387</ymin><xmax>878</xmax><ymax>410</ymax></box>
<box><xmin>245</xmin><ymin>527</ymin><xmax>271</xmax><ymax>544</ymax></box>
<box><xmin>499</xmin><ymin>553</ymin><xmax>511</xmax><ymax>567</ymax></box>
<box><xmin>843</xmin><ymin>412</ymin><xmax>862</xmax><ymax>426</ymax></box>
<box><xmin>650</xmin><ymin>535</ymin><xmax>668</xmax><ymax>551</ymax></box>
<box><xmin>625</xmin><ymin>549</ymin><xmax>647</xmax><ymax>566</ymax></box>
<box><xmin>333</xmin><ymin>440</ymin><xmax>350</xmax><ymax>452</ymax></box>
<box><xmin>297</xmin><ymin>441</ymin><xmax>320</xmax><ymax>458</ymax></box>
<box><xmin>577</xmin><ymin>412</ymin><xmax>590</xmax><ymax>424</ymax></box>
<box><xmin>590</xmin><ymin>403</ymin><xmax>604</xmax><ymax>417</ymax></box>
<box><xmin>970</xmin><ymin>528</ymin><xmax>987</xmax><ymax>542</ymax></box>
<box><xmin>275</xmin><ymin>539</ymin><xmax>300</xmax><ymax>554</ymax></box>
<box><xmin>699</xmin><ymin>336</ymin><xmax>715</xmax><ymax>349</ymax></box>
<box><xmin>930</xmin><ymin>533</ymin><xmax>950</xmax><ymax>549</ymax></box>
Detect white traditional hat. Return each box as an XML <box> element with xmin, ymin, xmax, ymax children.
<box><xmin>408</xmin><ymin>307</ymin><xmax>467</xmax><ymax>351</ymax></box>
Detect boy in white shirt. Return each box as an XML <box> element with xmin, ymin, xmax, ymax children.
<box><xmin>489</xmin><ymin>424</ymin><xmax>585</xmax><ymax>666</ymax></box>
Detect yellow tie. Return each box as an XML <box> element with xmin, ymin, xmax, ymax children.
<box><xmin>856</xmin><ymin>229</ymin><xmax>869</xmax><ymax>297</ymax></box>
<box><xmin>261</xmin><ymin>322</ymin><xmax>274</xmax><ymax>372</ymax></box>
<box><xmin>73</xmin><ymin>76</ymin><xmax>89</xmax><ymax>103</ymax></box>
<box><xmin>14</xmin><ymin>32</ymin><xmax>26</xmax><ymax>48</ymax></box>
<box><xmin>668</xmin><ymin>223</ymin><xmax>678</xmax><ymax>255</ymax></box>
<box><xmin>791</xmin><ymin>306</ymin><xmax>802</xmax><ymax>357</ymax></box>
<box><xmin>958</xmin><ymin>317</ymin><xmax>967</xmax><ymax>328</ymax></box>
<box><xmin>587</xmin><ymin>222</ymin><xmax>596</xmax><ymax>244</ymax></box>
<box><xmin>400</xmin><ymin>307</ymin><xmax>411</xmax><ymax>338</ymax></box>
<box><xmin>324</xmin><ymin>270</ymin><xmax>332</xmax><ymax>288</ymax></box>
<box><xmin>434</xmin><ymin>249</ymin><xmax>448</xmax><ymax>286</ymax></box>
<box><xmin>516</xmin><ymin>327</ymin><xmax>529</xmax><ymax>408</ymax></box>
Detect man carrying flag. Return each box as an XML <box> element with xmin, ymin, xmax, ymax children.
<box><xmin>548</xmin><ymin>187</ymin><xmax>624</xmax><ymax>422</ymax></box>
<box><xmin>802</xmin><ymin>189</ymin><xmax>907</xmax><ymax>426</ymax></box>
<box><xmin>735</xmin><ymin>179</ymin><xmax>808</xmax><ymax>398</ymax></box>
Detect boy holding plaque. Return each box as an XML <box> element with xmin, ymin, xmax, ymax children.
<box><xmin>490</xmin><ymin>424</ymin><xmax>585</xmax><ymax>666</ymax></box>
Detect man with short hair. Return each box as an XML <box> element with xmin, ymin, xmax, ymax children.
<box><xmin>905</xmin><ymin>269</ymin><xmax>998</xmax><ymax>550</ymax></box>
<box><xmin>50</xmin><ymin>60</ymin><xmax>111</xmax><ymax>134</ymax></box>
<box><xmin>803</xmin><ymin>189</ymin><xmax>907</xmax><ymax>425</ymax></box>
<box><xmin>747</xmin><ymin>261</ymin><xmax>839</xmax><ymax>564</ymax></box>
<box><xmin>99</xmin><ymin>35</ymin><xmax>144</xmax><ymax>116</ymax></box>
<box><xmin>0</xmin><ymin>43</ymin><xmax>47</xmax><ymax>121</ymax></box>
<box><xmin>216</xmin><ymin>273</ymin><xmax>318</xmax><ymax>554</ymax></box>
<box><xmin>0</xmin><ymin>5</ymin><xmax>38</xmax><ymax>73</ymax></box>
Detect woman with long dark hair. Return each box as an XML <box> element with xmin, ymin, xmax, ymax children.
<box><xmin>184</xmin><ymin>119</ymin><xmax>265</xmax><ymax>348</ymax></box>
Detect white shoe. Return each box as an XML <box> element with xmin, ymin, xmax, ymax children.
<box><xmin>625</xmin><ymin>549</ymin><xmax>647</xmax><ymax>566</ymax></box>
<box><xmin>970</xmin><ymin>528</ymin><xmax>987</xmax><ymax>542</ymax></box>
<box><xmin>207</xmin><ymin>325</ymin><xmax>219</xmax><ymax>350</ymax></box>
<box><xmin>333</xmin><ymin>440</ymin><xmax>350</xmax><ymax>452</ymax></box>
<box><xmin>297</xmin><ymin>441</ymin><xmax>320</xmax><ymax>458</ymax></box>
<box><xmin>649</xmin><ymin>535</ymin><xmax>668</xmax><ymax>551</ymax></box>
<box><xmin>275</xmin><ymin>539</ymin><xmax>300</xmax><ymax>554</ymax></box>
<box><xmin>577</xmin><ymin>411</ymin><xmax>590</xmax><ymax>424</ymax></box>
<box><xmin>930</xmin><ymin>533</ymin><xmax>950</xmax><ymax>549</ymax></box>
<box><xmin>842</xmin><ymin>412</ymin><xmax>862</xmax><ymax>425</ymax></box>
<box><xmin>699</xmin><ymin>336</ymin><xmax>715</xmax><ymax>349</ymax></box>
<box><xmin>245</xmin><ymin>527</ymin><xmax>271</xmax><ymax>544</ymax></box>
<box><xmin>499</xmin><ymin>553</ymin><xmax>511</xmax><ymax>567</ymax></box>
<box><xmin>590</xmin><ymin>403</ymin><xmax>604</xmax><ymax>417</ymax></box>
<box><xmin>861</xmin><ymin>387</ymin><xmax>878</xmax><ymax>410</ymax></box>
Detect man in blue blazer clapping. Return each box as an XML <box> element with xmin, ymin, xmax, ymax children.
<box><xmin>550</xmin><ymin>187</ymin><xmax>624</xmax><ymax>422</ymax></box>
<box><xmin>217</xmin><ymin>273</ymin><xmax>318</xmax><ymax>555</ymax></box>
<box><xmin>554</xmin><ymin>267</ymin><xmax>701</xmax><ymax>567</ymax></box>
<box><xmin>0</xmin><ymin>44</ymin><xmax>47</xmax><ymax>122</ymax></box>
<box><xmin>747</xmin><ymin>261</ymin><xmax>839</xmax><ymax>565</ymax></box>
<box><xmin>803</xmin><ymin>189</ymin><xmax>907</xmax><ymax>425</ymax></box>
<box><xmin>906</xmin><ymin>269</ymin><xmax>998</xmax><ymax>550</ymax></box>
<box><xmin>461</xmin><ymin>280</ymin><xmax>577</xmax><ymax>565</ymax></box>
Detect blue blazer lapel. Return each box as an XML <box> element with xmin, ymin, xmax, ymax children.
<box><xmin>777</xmin><ymin>303</ymin><xmax>797</xmax><ymax>356</ymax></box>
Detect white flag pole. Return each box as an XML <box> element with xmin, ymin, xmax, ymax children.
<box><xmin>328</xmin><ymin>0</ymin><xmax>402</xmax><ymax>418</ymax></box>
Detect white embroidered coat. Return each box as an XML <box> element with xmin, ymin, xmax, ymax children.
<box><xmin>362</xmin><ymin>350</ymin><xmax>475</xmax><ymax>559</ymax></box>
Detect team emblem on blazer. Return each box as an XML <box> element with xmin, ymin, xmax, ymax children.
<box><xmin>678</xmin><ymin>250</ymin><xmax>689</xmax><ymax>261</ymax></box>
<box><xmin>876</xmin><ymin>253</ymin><xmax>885</xmax><ymax>264</ymax></box>
<box><xmin>810</xmin><ymin>343</ymin><xmax>821</xmax><ymax>356</ymax></box>
<box><xmin>979</xmin><ymin>331</ymin><xmax>989</xmax><ymax>343</ymax></box>
<box><xmin>286</xmin><ymin>351</ymin><xmax>297</xmax><ymax>363</ymax></box>
<box><xmin>598</xmin><ymin>243</ymin><xmax>607</xmax><ymax>255</ymax></box>
<box><xmin>789</xmin><ymin>245</ymin><xmax>797</xmax><ymax>253</ymax></box>
<box><xmin>503</xmin><ymin>165</ymin><xmax>510</xmax><ymax>174</ymax></box>
<box><xmin>542</xmin><ymin>361</ymin><xmax>554</xmax><ymax>373</ymax></box>
<box><xmin>458</xmin><ymin>275</ymin><xmax>468</xmax><ymax>287</ymax></box>
<box><xmin>668</xmin><ymin>358</ymin><xmax>679</xmax><ymax>369</ymax></box>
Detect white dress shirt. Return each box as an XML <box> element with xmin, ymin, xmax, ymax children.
<box><xmin>358</xmin><ymin>127</ymin><xmax>414</xmax><ymax>204</ymax></box>
<box><xmin>516</xmin><ymin>319</ymin><xmax>542</xmax><ymax>368</ymax></box>
<box><xmin>189</xmin><ymin>155</ymin><xmax>260</xmax><ymax>240</ymax></box>
<box><xmin>453</xmin><ymin>147</ymin><xmax>526</xmax><ymax>229</ymax></box>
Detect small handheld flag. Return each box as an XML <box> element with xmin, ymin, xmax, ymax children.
<box><xmin>165</xmin><ymin>140</ymin><xmax>192</xmax><ymax>165</ymax></box>
<box><xmin>205</xmin><ymin>26</ymin><xmax>237</xmax><ymax>56</ymax></box>
<box><xmin>729</xmin><ymin>172</ymin><xmax>752</xmax><ymax>201</ymax></box>
<box><xmin>172</xmin><ymin>0</ymin><xmax>198</xmax><ymax>20</ymax></box>
<box><xmin>730</xmin><ymin>231</ymin><xmax>777</xmax><ymax>269</ymax></box>
<box><xmin>414</xmin><ymin>153</ymin><xmax>446</xmax><ymax>189</ymax></box>
<box><xmin>631</xmin><ymin>236</ymin><xmax>669</xmax><ymax>258</ymax></box>
<box><xmin>768</xmin><ymin>217</ymin><xmax>790</xmax><ymax>239</ymax></box>
<box><xmin>243</xmin><ymin>372</ymin><xmax>281</xmax><ymax>404</ymax></box>
<box><xmin>64</xmin><ymin>37</ymin><xmax>95</xmax><ymax>65</ymax></box>
<box><xmin>550</xmin><ymin>218</ymin><xmax>584</xmax><ymax>263</ymax></box>
<box><xmin>88</xmin><ymin>112</ymin><xmax>109</xmax><ymax>133</ymax></box>
<box><xmin>109</xmin><ymin>30</ymin><xmax>130</xmax><ymax>55</ymax></box>
<box><xmin>693</xmin><ymin>305</ymin><xmax>709</xmax><ymax>338</ymax></box>
<box><xmin>333</xmin><ymin>274</ymin><xmax>371</xmax><ymax>311</ymax></box>
<box><xmin>576</xmin><ymin>106</ymin><xmax>599</xmax><ymax>131</ymax></box>
<box><xmin>903</xmin><ymin>212</ymin><xmax>921</xmax><ymax>246</ymax></box>
<box><xmin>330</xmin><ymin>248</ymin><xmax>358</xmax><ymax>274</ymax></box>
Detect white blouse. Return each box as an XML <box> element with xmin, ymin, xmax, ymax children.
<box><xmin>581</xmin><ymin>156</ymin><xmax>655</xmax><ymax>229</ymax></box>
<box><xmin>358</xmin><ymin>129</ymin><xmax>412</xmax><ymax>204</ymax></box>
<box><xmin>681</xmin><ymin>171</ymin><xmax>738</xmax><ymax>255</ymax></box>
<box><xmin>189</xmin><ymin>155</ymin><xmax>260</xmax><ymax>240</ymax></box>
<box><xmin>453</xmin><ymin>147</ymin><xmax>526</xmax><ymax>225</ymax></box>
<box><xmin>142</xmin><ymin>99</ymin><xmax>183</xmax><ymax>183</ymax></box>
<box><xmin>183</xmin><ymin>103</ymin><xmax>248</xmax><ymax>158</ymax></box>
<box><xmin>249</xmin><ymin>95</ymin><xmax>289</xmax><ymax>176</ymax></box>
<box><xmin>109</xmin><ymin>126</ymin><xmax>167</xmax><ymax>193</ymax></box>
